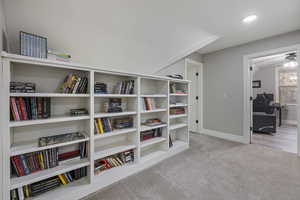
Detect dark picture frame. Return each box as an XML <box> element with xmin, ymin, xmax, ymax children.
<box><xmin>20</xmin><ymin>31</ymin><xmax>47</xmax><ymax>58</ymax></box>
<box><xmin>252</xmin><ymin>80</ymin><xmax>261</xmax><ymax>88</ymax></box>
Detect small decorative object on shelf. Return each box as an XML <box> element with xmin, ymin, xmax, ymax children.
<box><xmin>142</xmin><ymin>118</ymin><xmax>165</xmax><ymax>127</ymax></box>
<box><xmin>47</xmin><ymin>49</ymin><xmax>71</xmax><ymax>62</ymax></box>
<box><xmin>140</xmin><ymin>128</ymin><xmax>162</xmax><ymax>141</ymax></box>
<box><xmin>113</xmin><ymin>80</ymin><xmax>135</xmax><ymax>94</ymax></box>
<box><xmin>10</xmin><ymin>82</ymin><xmax>36</xmax><ymax>93</ymax></box>
<box><xmin>142</xmin><ymin>97</ymin><xmax>156</xmax><ymax>111</ymax></box>
<box><xmin>60</xmin><ymin>73</ymin><xmax>88</xmax><ymax>94</ymax></box>
<box><xmin>169</xmin><ymin>136</ymin><xmax>173</xmax><ymax>148</ymax></box>
<box><xmin>166</xmin><ymin>74</ymin><xmax>183</xmax><ymax>79</ymax></box>
<box><xmin>38</xmin><ymin>132</ymin><xmax>86</xmax><ymax>147</ymax></box>
<box><xmin>70</xmin><ymin>108</ymin><xmax>89</xmax><ymax>116</ymax></box>
<box><xmin>94</xmin><ymin>82</ymin><xmax>108</xmax><ymax>94</ymax></box>
<box><xmin>20</xmin><ymin>31</ymin><xmax>47</xmax><ymax>59</ymax></box>
<box><xmin>104</xmin><ymin>98</ymin><xmax>126</xmax><ymax>113</ymax></box>
<box><xmin>170</xmin><ymin>83</ymin><xmax>187</xmax><ymax>94</ymax></box>
<box><xmin>10</xmin><ymin>97</ymin><xmax>51</xmax><ymax>121</ymax></box>
<box><xmin>170</xmin><ymin>107</ymin><xmax>185</xmax><ymax>115</ymax></box>
<box><xmin>94</xmin><ymin>150</ymin><xmax>134</xmax><ymax>174</ymax></box>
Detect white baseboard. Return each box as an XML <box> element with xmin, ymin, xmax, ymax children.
<box><xmin>282</xmin><ymin>120</ymin><xmax>297</xmax><ymax>126</ymax></box>
<box><xmin>201</xmin><ymin>128</ymin><xmax>248</xmax><ymax>144</ymax></box>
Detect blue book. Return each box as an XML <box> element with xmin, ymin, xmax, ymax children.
<box><xmin>19</xmin><ymin>155</ymin><xmax>30</xmax><ymax>175</ymax></box>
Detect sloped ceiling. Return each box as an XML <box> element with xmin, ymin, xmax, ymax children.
<box><xmin>3</xmin><ymin>0</ymin><xmax>217</xmax><ymax>74</ymax></box>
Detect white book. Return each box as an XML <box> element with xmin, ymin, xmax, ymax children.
<box><xmin>18</xmin><ymin>187</ymin><xmax>25</xmax><ymax>200</ymax></box>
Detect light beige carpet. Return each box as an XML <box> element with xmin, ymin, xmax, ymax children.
<box><xmin>83</xmin><ymin>133</ymin><xmax>300</xmax><ymax>200</ymax></box>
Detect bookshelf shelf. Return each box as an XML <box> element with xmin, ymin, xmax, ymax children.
<box><xmin>170</xmin><ymin>103</ymin><xmax>188</xmax><ymax>108</ymax></box>
<box><xmin>170</xmin><ymin>93</ymin><xmax>188</xmax><ymax>96</ymax></box>
<box><xmin>169</xmin><ymin>114</ymin><xmax>188</xmax><ymax>119</ymax></box>
<box><xmin>140</xmin><ymin>108</ymin><xmax>167</xmax><ymax>114</ymax></box>
<box><xmin>10</xmin><ymin>93</ymin><xmax>90</xmax><ymax>97</ymax></box>
<box><xmin>94</xmin><ymin>141</ymin><xmax>136</xmax><ymax>160</ymax></box>
<box><xmin>94</xmin><ymin>128</ymin><xmax>137</xmax><ymax>140</ymax></box>
<box><xmin>140</xmin><ymin>137</ymin><xmax>166</xmax><ymax>148</ymax></box>
<box><xmin>169</xmin><ymin>123</ymin><xmax>187</xmax><ymax>131</ymax></box>
<box><xmin>11</xmin><ymin>137</ymin><xmax>90</xmax><ymax>156</ymax></box>
<box><xmin>9</xmin><ymin>115</ymin><xmax>90</xmax><ymax>127</ymax></box>
<box><xmin>10</xmin><ymin>158</ymin><xmax>90</xmax><ymax>190</ymax></box>
<box><xmin>140</xmin><ymin>94</ymin><xmax>167</xmax><ymax>98</ymax></box>
<box><xmin>94</xmin><ymin>111</ymin><xmax>137</xmax><ymax>118</ymax></box>
<box><xmin>1</xmin><ymin>52</ymin><xmax>190</xmax><ymax>200</ymax></box>
<box><xmin>141</xmin><ymin>124</ymin><xmax>167</xmax><ymax>132</ymax></box>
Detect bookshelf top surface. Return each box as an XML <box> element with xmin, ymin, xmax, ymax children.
<box><xmin>2</xmin><ymin>52</ymin><xmax>190</xmax><ymax>83</ymax></box>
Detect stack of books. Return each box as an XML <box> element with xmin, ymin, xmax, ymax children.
<box><xmin>104</xmin><ymin>98</ymin><xmax>124</xmax><ymax>113</ymax></box>
<box><xmin>140</xmin><ymin>128</ymin><xmax>162</xmax><ymax>142</ymax></box>
<box><xmin>94</xmin><ymin>150</ymin><xmax>134</xmax><ymax>174</ymax></box>
<box><xmin>142</xmin><ymin>97</ymin><xmax>156</xmax><ymax>111</ymax></box>
<box><xmin>170</xmin><ymin>108</ymin><xmax>185</xmax><ymax>115</ymax></box>
<box><xmin>70</xmin><ymin>108</ymin><xmax>89</xmax><ymax>116</ymax></box>
<box><xmin>10</xmin><ymin>97</ymin><xmax>51</xmax><ymax>121</ymax></box>
<box><xmin>94</xmin><ymin>118</ymin><xmax>113</xmax><ymax>134</ymax></box>
<box><xmin>47</xmin><ymin>50</ymin><xmax>71</xmax><ymax>62</ymax></box>
<box><xmin>142</xmin><ymin>118</ymin><xmax>165</xmax><ymax>127</ymax></box>
<box><xmin>58</xmin><ymin>142</ymin><xmax>88</xmax><ymax>163</ymax></box>
<box><xmin>170</xmin><ymin>83</ymin><xmax>187</xmax><ymax>94</ymax></box>
<box><xmin>60</xmin><ymin>73</ymin><xmax>88</xmax><ymax>94</ymax></box>
<box><xmin>38</xmin><ymin>132</ymin><xmax>86</xmax><ymax>147</ymax></box>
<box><xmin>94</xmin><ymin>82</ymin><xmax>107</xmax><ymax>94</ymax></box>
<box><xmin>11</xmin><ymin>148</ymin><xmax>59</xmax><ymax>177</ymax></box>
<box><xmin>113</xmin><ymin>80</ymin><xmax>135</xmax><ymax>94</ymax></box>
<box><xmin>10</xmin><ymin>82</ymin><xmax>36</xmax><ymax>93</ymax></box>
<box><xmin>114</xmin><ymin>117</ymin><xmax>134</xmax><ymax>129</ymax></box>
<box><xmin>58</xmin><ymin>167</ymin><xmax>87</xmax><ymax>185</ymax></box>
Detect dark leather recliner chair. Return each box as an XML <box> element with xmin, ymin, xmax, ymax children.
<box><xmin>253</xmin><ymin>93</ymin><xmax>276</xmax><ymax>134</ymax></box>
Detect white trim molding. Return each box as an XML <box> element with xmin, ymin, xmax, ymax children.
<box><xmin>201</xmin><ymin>129</ymin><xmax>249</xmax><ymax>144</ymax></box>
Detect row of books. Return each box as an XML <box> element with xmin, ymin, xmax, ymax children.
<box><xmin>94</xmin><ymin>118</ymin><xmax>113</xmax><ymax>134</ymax></box>
<box><xmin>142</xmin><ymin>97</ymin><xmax>157</xmax><ymax>111</ymax></box>
<box><xmin>60</xmin><ymin>73</ymin><xmax>88</xmax><ymax>94</ymax></box>
<box><xmin>11</xmin><ymin>148</ymin><xmax>59</xmax><ymax>177</ymax></box>
<box><xmin>10</xmin><ymin>167</ymin><xmax>87</xmax><ymax>199</ymax></box>
<box><xmin>94</xmin><ymin>82</ymin><xmax>107</xmax><ymax>94</ymax></box>
<box><xmin>140</xmin><ymin>128</ymin><xmax>162</xmax><ymax>141</ymax></box>
<box><xmin>58</xmin><ymin>167</ymin><xmax>87</xmax><ymax>185</ymax></box>
<box><xmin>20</xmin><ymin>31</ymin><xmax>47</xmax><ymax>59</ymax></box>
<box><xmin>113</xmin><ymin>80</ymin><xmax>135</xmax><ymax>94</ymax></box>
<box><xmin>94</xmin><ymin>117</ymin><xmax>134</xmax><ymax>134</ymax></box>
<box><xmin>170</xmin><ymin>108</ymin><xmax>185</xmax><ymax>115</ymax></box>
<box><xmin>94</xmin><ymin>150</ymin><xmax>134</xmax><ymax>174</ymax></box>
<box><xmin>11</xmin><ymin>142</ymin><xmax>88</xmax><ymax>177</ymax></box>
<box><xmin>10</xmin><ymin>97</ymin><xmax>51</xmax><ymax>121</ymax></box>
<box><xmin>10</xmin><ymin>82</ymin><xmax>36</xmax><ymax>93</ymax></box>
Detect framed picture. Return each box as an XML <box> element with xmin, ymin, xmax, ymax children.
<box><xmin>252</xmin><ymin>80</ymin><xmax>261</xmax><ymax>88</ymax></box>
<box><xmin>20</xmin><ymin>31</ymin><xmax>47</xmax><ymax>58</ymax></box>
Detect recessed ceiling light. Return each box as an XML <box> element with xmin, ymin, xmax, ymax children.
<box><xmin>243</xmin><ymin>15</ymin><xmax>258</xmax><ymax>23</ymax></box>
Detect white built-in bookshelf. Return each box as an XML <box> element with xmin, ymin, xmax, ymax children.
<box><xmin>1</xmin><ymin>52</ymin><xmax>190</xmax><ymax>200</ymax></box>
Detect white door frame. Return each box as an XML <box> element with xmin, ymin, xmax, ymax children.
<box><xmin>243</xmin><ymin>44</ymin><xmax>300</xmax><ymax>155</ymax></box>
<box><xmin>185</xmin><ymin>58</ymin><xmax>203</xmax><ymax>133</ymax></box>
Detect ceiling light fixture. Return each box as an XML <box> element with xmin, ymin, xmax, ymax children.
<box><xmin>243</xmin><ymin>15</ymin><xmax>258</xmax><ymax>23</ymax></box>
<box><xmin>284</xmin><ymin>53</ymin><xmax>298</xmax><ymax>68</ymax></box>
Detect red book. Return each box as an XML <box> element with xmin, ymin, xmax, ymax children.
<box><xmin>10</xmin><ymin>97</ymin><xmax>20</xmax><ymax>121</ymax></box>
<box><xmin>58</xmin><ymin>150</ymin><xmax>80</xmax><ymax>160</ymax></box>
<box><xmin>19</xmin><ymin>97</ymin><xmax>28</xmax><ymax>120</ymax></box>
<box><xmin>12</xmin><ymin>156</ymin><xmax>25</xmax><ymax>176</ymax></box>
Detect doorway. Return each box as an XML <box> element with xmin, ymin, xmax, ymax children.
<box><xmin>185</xmin><ymin>59</ymin><xmax>203</xmax><ymax>133</ymax></box>
<box><xmin>243</xmin><ymin>45</ymin><xmax>300</xmax><ymax>155</ymax></box>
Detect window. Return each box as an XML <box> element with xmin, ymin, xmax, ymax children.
<box><xmin>279</xmin><ymin>71</ymin><xmax>297</xmax><ymax>104</ymax></box>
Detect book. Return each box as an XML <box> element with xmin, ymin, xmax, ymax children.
<box><xmin>60</xmin><ymin>73</ymin><xmax>88</xmax><ymax>94</ymax></box>
<box><xmin>38</xmin><ymin>132</ymin><xmax>86</xmax><ymax>147</ymax></box>
<box><xmin>113</xmin><ymin>80</ymin><xmax>135</xmax><ymax>94</ymax></box>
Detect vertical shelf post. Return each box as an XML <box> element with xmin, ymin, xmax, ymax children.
<box><xmin>89</xmin><ymin>70</ymin><xmax>95</xmax><ymax>183</ymax></box>
<box><xmin>136</xmin><ymin>77</ymin><xmax>141</xmax><ymax>162</ymax></box>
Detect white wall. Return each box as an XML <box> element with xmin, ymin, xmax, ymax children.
<box><xmin>202</xmin><ymin>30</ymin><xmax>300</xmax><ymax>136</ymax></box>
<box><xmin>253</xmin><ymin>66</ymin><xmax>276</xmax><ymax>98</ymax></box>
<box><xmin>155</xmin><ymin>52</ymin><xmax>202</xmax><ymax>77</ymax></box>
